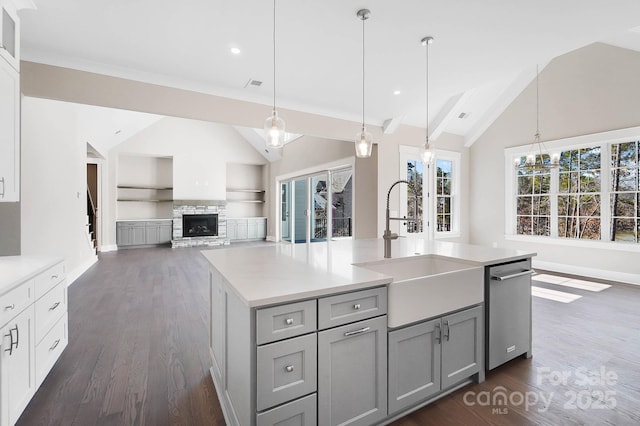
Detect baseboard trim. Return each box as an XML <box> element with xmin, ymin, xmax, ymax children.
<box><xmin>67</xmin><ymin>255</ymin><xmax>98</xmax><ymax>287</ymax></box>
<box><xmin>533</xmin><ymin>260</ymin><xmax>640</xmax><ymax>286</ymax></box>
<box><xmin>100</xmin><ymin>244</ymin><xmax>118</xmax><ymax>252</ymax></box>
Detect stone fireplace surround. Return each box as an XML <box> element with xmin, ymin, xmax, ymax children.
<box><xmin>172</xmin><ymin>200</ymin><xmax>230</xmax><ymax>248</ymax></box>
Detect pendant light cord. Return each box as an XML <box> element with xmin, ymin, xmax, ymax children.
<box><xmin>362</xmin><ymin>13</ymin><xmax>366</xmax><ymax>131</ymax></box>
<box><xmin>272</xmin><ymin>0</ymin><xmax>276</xmax><ymax>114</ymax></box>
<box><xmin>425</xmin><ymin>41</ymin><xmax>429</xmax><ymax>144</ymax></box>
<box><xmin>535</xmin><ymin>64</ymin><xmax>539</xmax><ymax>138</ymax></box>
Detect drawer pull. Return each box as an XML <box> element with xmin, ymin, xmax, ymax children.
<box><xmin>4</xmin><ymin>304</ymin><xmax>14</xmax><ymax>310</ymax></box>
<box><xmin>49</xmin><ymin>302</ymin><xmax>61</xmax><ymax>311</ymax></box>
<box><xmin>344</xmin><ymin>326</ymin><xmax>370</xmax><ymax>337</ymax></box>
<box><xmin>51</xmin><ymin>274</ymin><xmax>59</xmax><ymax>280</ymax></box>
<box><xmin>49</xmin><ymin>339</ymin><xmax>61</xmax><ymax>351</ymax></box>
<box><xmin>285</xmin><ymin>365</ymin><xmax>294</xmax><ymax>373</ymax></box>
<box><xmin>285</xmin><ymin>318</ymin><xmax>294</xmax><ymax>325</ymax></box>
<box><xmin>353</xmin><ymin>303</ymin><xmax>361</xmax><ymax>310</ymax></box>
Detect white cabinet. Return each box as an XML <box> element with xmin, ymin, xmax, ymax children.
<box><xmin>0</xmin><ymin>1</ymin><xmax>20</xmax><ymax>71</ymax></box>
<box><xmin>1</xmin><ymin>305</ymin><xmax>35</xmax><ymax>426</ymax></box>
<box><xmin>0</xmin><ymin>257</ymin><xmax>67</xmax><ymax>426</ymax></box>
<box><xmin>0</xmin><ymin>54</ymin><xmax>19</xmax><ymax>202</ymax></box>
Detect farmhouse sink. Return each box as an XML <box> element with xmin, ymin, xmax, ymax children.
<box><xmin>357</xmin><ymin>255</ymin><xmax>484</xmax><ymax>328</ymax></box>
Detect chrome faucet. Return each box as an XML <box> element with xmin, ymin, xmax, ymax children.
<box><xmin>383</xmin><ymin>180</ymin><xmax>419</xmax><ymax>258</ymax></box>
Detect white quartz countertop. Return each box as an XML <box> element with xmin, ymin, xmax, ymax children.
<box><xmin>201</xmin><ymin>238</ymin><xmax>535</xmax><ymax>308</ymax></box>
<box><xmin>0</xmin><ymin>256</ymin><xmax>64</xmax><ymax>295</ymax></box>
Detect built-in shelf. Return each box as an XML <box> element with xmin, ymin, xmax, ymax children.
<box><xmin>118</xmin><ymin>185</ymin><xmax>173</xmax><ymax>190</ymax></box>
<box><xmin>117</xmin><ymin>199</ymin><xmax>173</xmax><ymax>202</ymax></box>
<box><xmin>226</xmin><ymin>188</ymin><xmax>265</xmax><ymax>204</ymax></box>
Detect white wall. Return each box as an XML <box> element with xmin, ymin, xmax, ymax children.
<box><xmin>21</xmin><ymin>97</ymin><xmax>96</xmax><ymax>280</ymax></box>
<box><xmin>105</xmin><ymin>116</ymin><xmax>267</xmax><ymax>247</ymax></box>
<box><xmin>469</xmin><ymin>43</ymin><xmax>640</xmax><ymax>284</ymax></box>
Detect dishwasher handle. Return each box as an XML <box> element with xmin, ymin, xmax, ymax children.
<box><xmin>491</xmin><ymin>269</ymin><xmax>534</xmax><ymax>281</ymax></box>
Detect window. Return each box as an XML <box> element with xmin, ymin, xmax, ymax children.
<box><xmin>506</xmin><ymin>127</ymin><xmax>640</xmax><ymax>248</ymax></box>
<box><xmin>400</xmin><ymin>146</ymin><xmax>461</xmax><ymax>238</ymax></box>
<box><xmin>516</xmin><ymin>156</ymin><xmax>551</xmax><ymax>236</ymax></box>
<box><xmin>557</xmin><ymin>147</ymin><xmax>601</xmax><ymax>240</ymax></box>
<box><xmin>436</xmin><ymin>159</ymin><xmax>453</xmax><ymax>232</ymax></box>
<box><xmin>610</xmin><ymin>141</ymin><xmax>639</xmax><ymax>242</ymax></box>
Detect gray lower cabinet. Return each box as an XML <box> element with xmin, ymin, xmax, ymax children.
<box><xmin>256</xmin><ymin>393</ymin><xmax>317</xmax><ymax>426</ymax></box>
<box><xmin>388</xmin><ymin>305</ymin><xmax>483</xmax><ymax>415</ymax></box>
<box><xmin>116</xmin><ymin>222</ymin><xmax>146</xmax><ymax>246</ymax></box>
<box><xmin>116</xmin><ymin>220</ymin><xmax>172</xmax><ymax>247</ymax></box>
<box><xmin>228</xmin><ymin>218</ymin><xmax>266</xmax><ymax>241</ymax></box>
<box><xmin>318</xmin><ymin>315</ymin><xmax>387</xmax><ymax>426</ymax></box>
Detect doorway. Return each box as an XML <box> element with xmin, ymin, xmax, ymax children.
<box><xmin>86</xmin><ymin>162</ymin><xmax>100</xmax><ymax>251</ymax></box>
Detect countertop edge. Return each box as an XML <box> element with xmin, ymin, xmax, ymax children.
<box><xmin>0</xmin><ymin>256</ymin><xmax>65</xmax><ymax>296</ymax></box>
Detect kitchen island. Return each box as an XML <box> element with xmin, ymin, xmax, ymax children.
<box><xmin>202</xmin><ymin>238</ymin><xmax>535</xmax><ymax>426</ymax></box>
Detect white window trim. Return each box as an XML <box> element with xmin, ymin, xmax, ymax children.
<box><xmin>504</xmin><ymin>125</ymin><xmax>640</xmax><ymax>251</ymax></box>
<box><xmin>398</xmin><ymin>145</ymin><xmax>461</xmax><ymax>239</ymax></box>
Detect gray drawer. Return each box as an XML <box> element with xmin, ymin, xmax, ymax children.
<box><xmin>318</xmin><ymin>287</ymin><xmax>387</xmax><ymax>330</ymax></box>
<box><xmin>257</xmin><ymin>393</ymin><xmax>317</xmax><ymax>426</ymax></box>
<box><xmin>257</xmin><ymin>333</ymin><xmax>317</xmax><ymax>411</ymax></box>
<box><xmin>256</xmin><ymin>300</ymin><xmax>317</xmax><ymax>345</ymax></box>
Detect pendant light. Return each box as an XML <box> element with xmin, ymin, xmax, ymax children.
<box><xmin>419</xmin><ymin>36</ymin><xmax>434</xmax><ymax>164</ymax></box>
<box><xmin>355</xmin><ymin>9</ymin><xmax>373</xmax><ymax>158</ymax></box>
<box><xmin>515</xmin><ymin>65</ymin><xmax>560</xmax><ymax>170</ymax></box>
<box><xmin>264</xmin><ymin>0</ymin><xmax>285</xmax><ymax>148</ymax></box>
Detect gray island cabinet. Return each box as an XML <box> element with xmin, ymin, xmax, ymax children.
<box><xmin>203</xmin><ymin>239</ymin><xmax>534</xmax><ymax>426</ymax></box>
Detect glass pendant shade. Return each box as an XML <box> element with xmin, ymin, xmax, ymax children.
<box><xmin>264</xmin><ymin>111</ymin><xmax>286</xmax><ymax>149</ymax></box>
<box><xmin>355</xmin><ymin>127</ymin><xmax>373</xmax><ymax>158</ymax></box>
<box><xmin>419</xmin><ymin>141</ymin><xmax>433</xmax><ymax>164</ymax></box>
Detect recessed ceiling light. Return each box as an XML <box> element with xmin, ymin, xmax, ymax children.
<box><xmin>393</xmin><ymin>90</ymin><xmax>401</xmax><ymax>95</ymax></box>
<box><xmin>230</xmin><ymin>47</ymin><xmax>241</xmax><ymax>55</ymax></box>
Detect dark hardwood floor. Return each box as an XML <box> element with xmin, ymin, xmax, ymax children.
<box><xmin>17</xmin><ymin>245</ymin><xmax>640</xmax><ymax>426</ymax></box>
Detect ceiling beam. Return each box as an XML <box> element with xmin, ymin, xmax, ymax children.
<box><xmin>430</xmin><ymin>92</ymin><xmax>473</xmax><ymax>141</ymax></box>
<box><xmin>464</xmin><ymin>62</ymin><xmax>550</xmax><ymax>147</ymax></box>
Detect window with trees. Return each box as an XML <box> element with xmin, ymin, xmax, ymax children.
<box><xmin>610</xmin><ymin>141</ymin><xmax>639</xmax><ymax>242</ymax></box>
<box><xmin>406</xmin><ymin>160</ymin><xmax>423</xmax><ymax>233</ymax></box>
<box><xmin>436</xmin><ymin>159</ymin><xmax>453</xmax><ymax>232</ymax></box>
<box><xmin>508</xmin><ymin>130</ymin><xmax>640</xmax><ymax>246</ymax></box>
<box><xmin>557</xmin><ymin>147</ymin><xmax>601</xmax><ymax>240</ymax></box>
<box><xmin>516</xmin><ymin>155</ymin><xmax>551</xmax><ymax>236</ymax></box>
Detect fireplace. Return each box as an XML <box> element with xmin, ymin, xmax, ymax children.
<box><xmin>182</xmin><ymin>214</ymin><xmax>218</xmax><ymax>237</ymax></box>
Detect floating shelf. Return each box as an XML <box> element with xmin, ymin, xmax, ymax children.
<box><xmin>227</xmin><ymin>200</ymin><xmax>265</xmax><ymax>203</ymax></box>
<box><xmin>118</xmin><ymin>185</ymin><xmax>173</xmax><ymax>190</ymax></box>
<box><xmin>117</xmin><ymin>199</ymin><xmax>173</xmax><ymax>202</ymax></box>
<box><xmin>226</xmin><ymin>189</ymin><xmax>265</xmax><ymax>193</ymax></box>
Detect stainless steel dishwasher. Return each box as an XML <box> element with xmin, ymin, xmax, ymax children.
<box><xmin>486</xmin><ymin>259</ymin><xmax>534</xmax><ymax>370</ymax></box>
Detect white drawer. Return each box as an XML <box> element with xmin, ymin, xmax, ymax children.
<box><xmin>0</xmin><ymin>279</ymin><xmax>34</xmax><ymax>327</ymax></box>
<box><xmin>34</xmin><ymin>281</ymin><xmax>67</xmax><ymax>344</ymax></box>
<box><xmin>34</xmin><ymin>262</ymin><xmax>65</xmax><ymax>299</ymax></box>
<box><xmin>36</xmin><ymin>313</ymin><xmax>68</xmax><ymax>387</ymax></box>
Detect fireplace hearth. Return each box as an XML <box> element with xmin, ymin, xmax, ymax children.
<box><xmin>183</xmin><ymin>214</ymin><xmax>218</xmax><ymax>237</ymax></box>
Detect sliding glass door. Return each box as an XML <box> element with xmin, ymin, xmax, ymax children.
<box><xmin>279</xmin><ymin>167</ymin><xmax>353</xmax><ymax>243</ymax></box>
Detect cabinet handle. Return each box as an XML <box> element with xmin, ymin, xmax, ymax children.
<box><xmin>0</xmin><ymin>177</ymin><xmax>4</xmax><ymax>198</ymax></box>
<box><xmin>49</xmin><ymin>301</ymin><xmax>61</xmax><ymax>311</ymax></box>
<box><xmin>4</xmin><ymin>325</ymin><xmax>18</xmax><ymax>355</ymax></box>
<box><xmin>444</xmin><ymin>321</ymin><xmax>450</xmax><ymax>342</ymax></box>
<box><xmin>491</xmin><ymin>270</ymin><xmax>534</xmax><ymax>281</ymax></box>
<box><xmin>3</xmin><ymin>330</ymin><xmax>14</xmax><ymax>355</ymax></box>
<box><xmin>353</xmin><ymin>303</ymin><xmax>361</xmax><ymax>310</ymax></box>
<box><xmin>51</xmin><ymin>274</ymin><xmax>59</xmax><ymax>280</ymax></box>
<box><xmin>285</xmin><ymin>365</ymin><xmax>294</xmax><ymax>373</ymax></box>
<box><xmin>435</xmin><ymin>323</ymin><xmax>441</xmax><ymax>344</ymax></box>
<box><xmin>49</xmin><ymin>339</ymin><xmax>61</xmax><ymax>351</ymax></box>
<box><xmin>344</xmin><ymin>326</ymin><xmax>370</xmax><ymax>337</ymax></box>
<box><xmin>4</xmin><ymin>303</ymin><xmax>14</xmax><ymax>310</ymax></box>
<box><xmin>285</xmin><ymin>318</ymin><xmax>294</xmax><ymax>325</ymax></box>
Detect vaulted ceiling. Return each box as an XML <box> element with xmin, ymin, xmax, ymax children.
<box><xmin>18</xmin><ymin>0</ymin><xmax>640</xmax><ymax>146</ymax></box>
